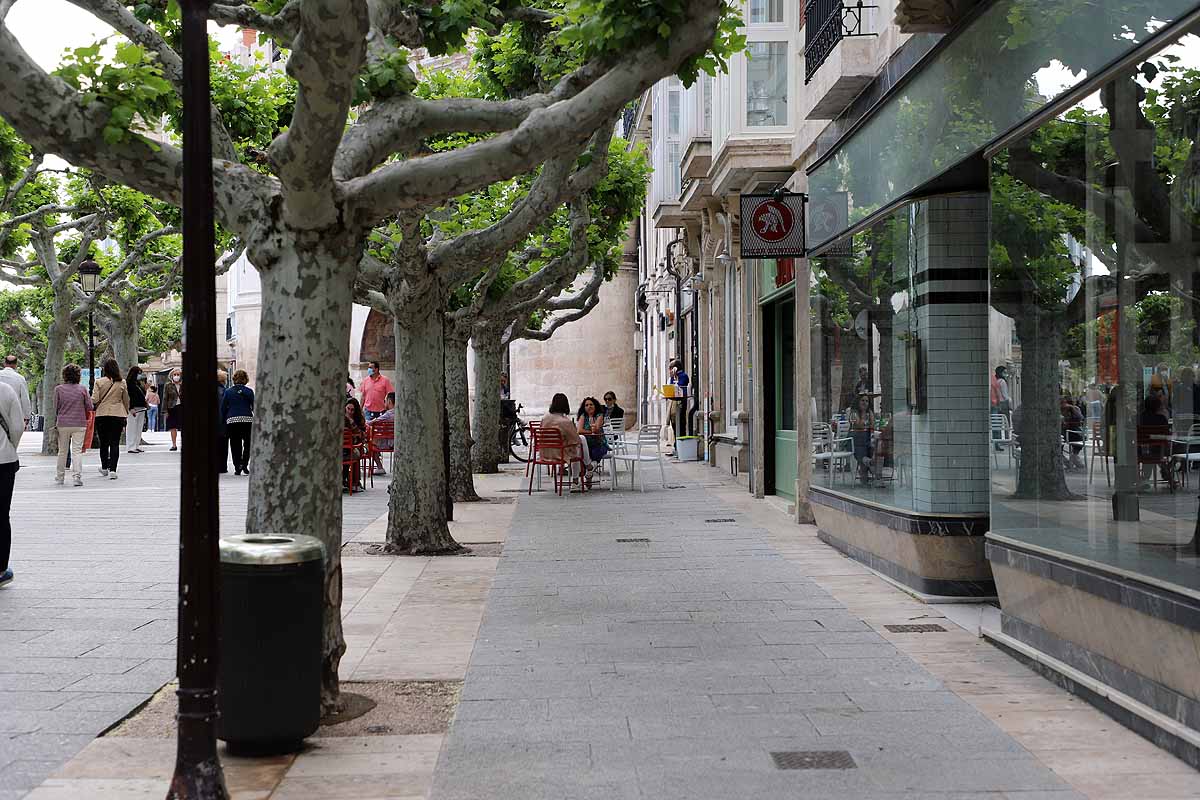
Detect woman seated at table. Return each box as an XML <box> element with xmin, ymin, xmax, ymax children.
<box><xmin>540</xmin><ymin>393</ymin><xmax>590</xmax><ymax>485</ymax></box>
<box><xmin>848</xmin><ymin>393</ymin><xmax>875</xmax><ymax>483</ymax></box>
<box><xmin>576</xmin><ymin>397</ymin><xmax>609</xmax><ymax>469</ymax></box>
<box><xmin>344</xmin><ymin>397</ymin><xmax>368</xmax><ymax>489</ymax></box>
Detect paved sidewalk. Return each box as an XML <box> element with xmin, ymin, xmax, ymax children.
<box><xmin>430</xmin><ymin>469</ymin><xmax>1081</xmax><ymax>800</ymax></box>
<box><xmin>2</xmin><ymin>433</ymin><xmax>391</xmax><ymax>799</ymax></box>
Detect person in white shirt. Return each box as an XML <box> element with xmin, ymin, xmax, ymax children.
<box><xmin>0</xmin><ymin>380</ymin><xmax>24</xmax><ymax>586</ymax></box>
<box><xmin>0</xmin><ymin>355</ymin><xmax>30</xmax><ymax>429</ymax></box>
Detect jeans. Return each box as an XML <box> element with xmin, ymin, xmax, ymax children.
<box><xmin>227</xmin><ymin>422</ymin><xmax>252</xmax><ymax>471</ymax></box>
<box><xmin>147</xmin><ymin>405</ymin><xmax>158</xmax><ymax>432</ymax></box>
<box><xmin>0</xmin><ymin>460</ymin><xmax>17</xmax><ymax>572</ymax></box>
<box><xmin>56</xmin><ymin>426</ymin><xmax>84</xmax><ymax>481</ymax></box>
<box><xmin>126</xmin><ymin>410</ymin><xmax>145</xmax><ymax>450</ymax></box>
<box><xmin>95</xmin><ymin>416</ymin><xmax>124</xmax><ymax>472</ymax></box>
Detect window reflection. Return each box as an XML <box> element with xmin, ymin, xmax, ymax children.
<box><xmin>746</xmin><ymin>43</ymin><xmax>788</xmax><ymax>127</ymax></box>
<box><xmin>989</xmin><ymin>31</ymin><xmax>1200</xmax><ymax>592</ymax></box>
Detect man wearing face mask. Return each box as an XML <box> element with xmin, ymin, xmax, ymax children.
<box><xmin>360</xmin><ymin>361</ymin><xmax>394</xmax><ymax>422</ymax></box>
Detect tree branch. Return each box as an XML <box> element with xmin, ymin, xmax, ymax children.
<box><xmin>210</xmin><ymin>1</ymin><xmax>302</xmax><ymax>48</ymax></box>
<box><xmin>63</xmin><ymin>0</ymin><xmax>239</xmax><ymax>162</ymax></box>
<box><xmin>268</xmin><ymin>0</ymin><xmax>369</xmax><ymax>228</ymax></box>
<box><xmin>0</xmin><ymin>22</ymin><xmax>273</xmax><ymax>232</ymax></box>
<box><xmin>341</xmin><ymin>0</ymin><xmax>722</xmax><ymax>224</ymax></box>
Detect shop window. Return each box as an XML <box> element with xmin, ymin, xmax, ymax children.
<box><xmin>988</xmin><ymin>27</ymin><xmax>1200</xmax><ymax>594</ymax></box>
<box><xmin>746</xmin><ymin>43</ymin><xmax>788</xmax><ymax>127</ymax></box>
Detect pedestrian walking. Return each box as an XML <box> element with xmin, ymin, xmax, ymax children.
<box><xmin>54</xmin><ymin>364</ymin><xmax>92</xmax><ymax>487</ymax></box>
<box><xmin>146</xmin><ymin>384</ymin><xmax>160</xmax><ymax>432</ymax></box>
<box><xmin>216</xmin><ymin>370</ymin><xmax>229</xmax><ymax>474</ymax></box>
<box><xmin>164</xmin><ymin>367</ymin><xmax>183</xmax><ymax>450</ymax></box>
<box><xmin>223</xmin><ymin>370</ymin><xmax>254</xmax><ymax>475</ymax></box>
<box><xmin>0</xmin><ymin>354</ymin><xmax>31</xmax><ymax>430</ymax></box>
<box><xmin>360</xmin><ymin>361</ymin><xmax>394</xmax><ymax>422</ymax></box>
<box><xmin>125</xmin><ymin>366</ymin><xmax>148</xmax><ymax>454</ymax></box>
<box><xmin>0</xmin><ymin>380</ymin><xmax>22</xmax><ymax>587</ymax></box>
<box><xmin>91</xmin><ymin>359</ymin><xmax>129</xmax><ymax>479</ymax></box>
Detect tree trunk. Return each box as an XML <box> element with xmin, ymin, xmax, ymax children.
<box><xmin>471</xmin><ymin>340</ymin><xmax>505</xmax><ymax>473</ymax></box>
<box><xmin>386</xmin><ymin>298</ymin><xmax>463</xmax><ymax>554</ymax></box>
<box><xmin>243</xmin><ymin>237</ymin><xmax>359</xmax><ymax>714</ymax></box>
<box><xmin>39</xmin><ymin>291</ymin><xmax>73</xmax><ymax>456</ymax></box>
<box><xmin>106</xmin><ymin>310</ymin><xmax>140</xmax><ymax>372</ymax></box>
<box><xmin>1012</xmin><ymin>316</ymin><xmax>1077</xmax><ymax>500</ymax></box>
<box><xmin>446</xmin><ymin>334</ymin><xmax>480</xmax><ymax>502</ymax></box>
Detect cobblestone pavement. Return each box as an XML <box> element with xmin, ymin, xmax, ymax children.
<box><xmin>0</xmin><ymin>433</ymin><xmax>390</xmax><ymax>799</ymax></box>
<box><xmin>430</xmin><ymin>469</ymin><xmax>1083</xmax><ymax>800</ymax></box>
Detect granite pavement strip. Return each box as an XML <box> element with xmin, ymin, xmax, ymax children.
<box><xmin>429</xmin><ymin>462</ymin><xmax>1138</xmax><ymax>800</ymax></box>
<box><xmin>1</xmin><ymin>432</ymin><xmax>386</xmax><ymax>799</ymax></box>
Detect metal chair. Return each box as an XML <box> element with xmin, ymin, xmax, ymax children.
<box><xmin>610</xmin><ymin>425</ymin><xmax>667</xmax><ymax>491</ymax></box>
<box><xmin>1087</xmin><ymin>421</ymin><xmax>1110</xmax><ymax>486</ymax></box>
<box><xmin>990</xmin><ymin>414</ymin><xmax>1013</xmax><ymax>468</ymax></box>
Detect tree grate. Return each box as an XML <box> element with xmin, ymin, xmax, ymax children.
<box><xmin>771</xmin><ymin>751</ymin><xmax>857</xmax><ymax>770</ymax></box>
<box><xmin>884</xmin><ymin>623</ymin><xmax>947</xmax><ymax>633</ymax></box>
<box><xmin>615</xmin><ymin>538</ymin><xmax>650</xmax><ymax>543</ymax></box>
<box><xmin>704</xmin><ymin>518</ymin><xmax>736</xmax><ymax>523</ymax></box>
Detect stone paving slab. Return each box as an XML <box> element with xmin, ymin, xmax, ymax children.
<box><xmin>3</xmin><ymin>433</ymin><xmax>391</xmax><ymax>798</ymax></box>
<box><xmin>428</xmin><ymin>470</ymin><xmax>1081</xmax><ymax>799</ymax></box>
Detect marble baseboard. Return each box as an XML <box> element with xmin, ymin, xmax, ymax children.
<box><xmin>816</xmin><ymin>528</ymin><xmax>996</xmax><ymax>598</ymax></box>
<box><xmin>991</xmin><ymin>624</ymin><xmax>1200</xmax><ymax>771</ymax></box>
<box><xmin>810</xmin><ymin>487</ymin><xmax>988</xmax><ymax>536</ymax></box>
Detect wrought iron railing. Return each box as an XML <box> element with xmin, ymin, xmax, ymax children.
<box><xmin>803</xmin><ymin>0</ymin><xmax>877</xmax><ymax>84</ymax></box>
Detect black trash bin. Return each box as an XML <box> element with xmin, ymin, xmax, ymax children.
<box><xmin>218</xmin><ymin>533</ymin><xmax>325</xmax><ymax>755</ymax></box>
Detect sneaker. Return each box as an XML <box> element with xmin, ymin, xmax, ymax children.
<box><xmin>127</xmin><ymin>449</ymin><xmax>138</xmax><ymax>454</ymax></box>
<box><xmin>55</xmin><ymin>477</ymin><xmax>64</xmax><ymax>486</ymax></box>
<box><xmin>109</xmin><ymin>471</ymin><xmax>118</xmax><ymax>480</ymax></box>
<box><xmin>0</xmin><ymin>569</ymin><xmax>12</xmax><ymax>587</ymax></box>
<box><xmin>73</xmin><ymin>477</ymin><xmax>83</xmax><ymax>487</ymax></box>
<box><xmin>98</xmin><ymin>467</ymin><xmax>109</xmax><ymax>477</ymax></box>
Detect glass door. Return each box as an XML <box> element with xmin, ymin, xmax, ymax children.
<box><xmin>774</xmin><ymin>299</ymin><xmax>797</xmax><ymax>500</ymax></box>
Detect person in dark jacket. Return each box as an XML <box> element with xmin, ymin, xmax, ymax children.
<box><xmin>125</xmin><ymin>366</ymin><xmax>148</xmax><ymax>454</ymax></box>
<box><xmin>222</xmin><ymin>370</ymin><xmax>254</xmax><ymax>475</ymax></box>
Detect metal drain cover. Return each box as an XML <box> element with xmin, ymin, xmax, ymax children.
<box><xmin>884</xmin><ymin>624</ymin><xmax>947</xmax><ymax>633</ymax></box>
<box><xmin>616</xmin><ymin>538</ymin><xmax>650</xmax><ymax>543</ymax></box>
<box><xmin>771</xmin><ymin>751</ymin><xmax>857</xmax><ymax>770</ymax></box>
<box><xmin>704</xmin><ymin>518</ymin><xmax>736</xmax><ymax>523</ymax></box>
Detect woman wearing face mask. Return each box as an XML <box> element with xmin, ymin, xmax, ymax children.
<box><xmin>163</xmin><ymin>368</ymin><xmax>183</xmax><ymax>450</ymax></box>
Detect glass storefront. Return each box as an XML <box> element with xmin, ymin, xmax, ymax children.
<box><xmin>812</xmin><ymin>197</ymin><xmax>991</xmax><ymax>516</ymax></box>
<box><xmin>988</xmin><ymin>25</ymin><xmax>1200</xmax><ymax>594</ymax></box>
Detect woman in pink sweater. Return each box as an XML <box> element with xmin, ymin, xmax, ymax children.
<box><xmin>54</xmin><ymin>364</ymin><xmax>93</xmax><ymax>486</ymax></box>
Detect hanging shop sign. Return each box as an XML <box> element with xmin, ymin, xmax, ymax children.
<box><xmin>740</xmin><ymin>193</ymin><xmax>806</xmax><ymax>258</ymax></box>
<box><xmin>807</xmin><ymin>191</ymin><xmax>851</xmax><ymax>257</ymax></box>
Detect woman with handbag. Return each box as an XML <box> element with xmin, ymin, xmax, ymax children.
<box><xmin>163</xmin><ymin>368</ymin><xmax>183</xmax><ymax>450</ymax></box>
<box><xmin>91</xmin><ymin>359</ymin><xmax>130</xmax><ymax>479</ymax></box>
<box><xmin>125</xmin><ymin>366</ymin><xmax>148</xmax><ymax>454</ymax></box>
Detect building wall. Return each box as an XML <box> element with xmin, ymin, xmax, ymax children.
<box><xmin>509</xmin><ymin>267</ymin><xmax>638</xmax><ymax>419</ymax></box>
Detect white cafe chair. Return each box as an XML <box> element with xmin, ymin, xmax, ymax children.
<box><xmin>610</xmin><ymin>425</ymin><xmax>667</xmax><ymax>491</ymax></box>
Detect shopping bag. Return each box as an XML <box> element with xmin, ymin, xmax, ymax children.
<box><xmin>82</xmin><ymin>409</ymin><xmax>96</xmax><ymax>453</ymax></box>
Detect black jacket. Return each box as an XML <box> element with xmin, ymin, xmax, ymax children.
<box><xmin>127</xmin><ymin>380</ymin><xmax>147</xmax><ymax>410</ymax></box>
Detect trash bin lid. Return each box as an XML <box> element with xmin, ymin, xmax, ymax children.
<box><xmin>219</xmin><ymin>534</ymin><xmax>326</xmax><ymax>565</ymax></box>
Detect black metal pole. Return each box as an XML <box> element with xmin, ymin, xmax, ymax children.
<box><xmin>87</xmin><ymin>309</ymin><xmax>95</xmax><ymax>392</ymax></box>
<box><xmin>169</xmin><ymin>1</ymin><xmax>227</xmax><ymax>798</ymax></box>
<box><xmin>442</xmin><ymin>315</ymin><xmax>453</xmax><ymax>523</ymax></box>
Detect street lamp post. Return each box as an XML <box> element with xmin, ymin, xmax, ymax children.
<box><xmin>78</xmin><ymin>259</ymin><xmax>101</xmax><ymax>391</ymax></box>
<box><xmin>169</xmin><ymin>0</ymin><xmax>227</xmax><ymax>798</ymax></box>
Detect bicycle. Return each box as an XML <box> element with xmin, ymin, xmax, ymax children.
<box><xmin>505</xmin><ymin>403</ymin><xmax>533</xmax><ymax>463</ymax></box>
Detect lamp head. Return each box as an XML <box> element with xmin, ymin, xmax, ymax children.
<box><xmin>78</xmin><ymin>259</ymin><xmax>102</xmax><ymax>294</ymax></box>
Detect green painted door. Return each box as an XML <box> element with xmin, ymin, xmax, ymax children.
<box><xmin>774</xmin><ymin>299</ymin><xmax>797</xmax><ymax>501</ymax></box>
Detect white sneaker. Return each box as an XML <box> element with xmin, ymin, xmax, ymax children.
<box><xmin>109</xmin><ymin>472</ymin><xmax>118</xmax><ymax>480</ymax></box>
<box><xmin>73</xmin><ymin>477</ymin><xmax>83</xmax><ymax>487</ymax></box>
<box><xmin>98</xmin><ymin>467</ymin><xmax>109</xmax><ymax>477</ymax></box>
<box><xmin>54</xmin><ymin>477</ymin><xmax>64</xmax><ymax>486</ymax></box>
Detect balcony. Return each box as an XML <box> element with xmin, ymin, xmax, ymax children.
<box><xmin>801</xmin><ymin>0</ymin><xmax>877</xmax><ymax>120</ymax></box>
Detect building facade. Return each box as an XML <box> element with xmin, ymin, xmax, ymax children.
<box><xmin>632</xmin><ymin>0</ymin><xmax>1200</xmax><ymax>767</ymax></box>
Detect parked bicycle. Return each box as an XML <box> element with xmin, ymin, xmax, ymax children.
<box><xmin>504</xmin><ymin>401</ymin><xmax>533</xmax><ymax>463</ymax></box>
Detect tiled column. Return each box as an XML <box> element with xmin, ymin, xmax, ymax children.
<box><xmin>909</xmin><ymin>195</ymin><xmax>990</xmax><ymax>515</ymax></box>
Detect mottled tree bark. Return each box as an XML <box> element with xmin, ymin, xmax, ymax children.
<box><xmin>445</xmin><ymin>332</ymin><xmax>480</xmax><ymax>502</ymax></box>
<box><xmin>243</xmin><ymin>233</ymin><xmax>361</xmax><ymax>713</ymax></box>
<box><xmin>386</xmin><ymin>289</ymin><xmax>463</xmax><ymax>554</ymax></box>
<box><xmin>1012</xmin><ymin>316</ymin><xmax>1077</xmax><ymax>500</ymax></box>
<box><xmin>471</xmin><ymin>339</ymin><xmax>506</xmax><ymax>473</ymax></box>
